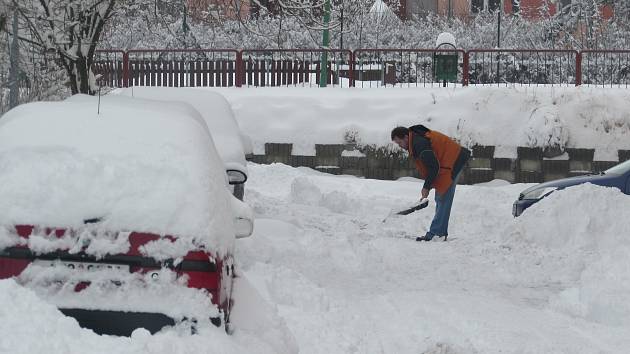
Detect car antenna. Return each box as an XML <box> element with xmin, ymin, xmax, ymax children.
<box><xmin>97</xmin><ymin>86</ymin><xmax>102</xmax><ymax>115</ymax></box>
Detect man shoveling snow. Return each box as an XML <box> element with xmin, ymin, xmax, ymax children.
<box><xmin>391</xmin><ymin>125</ymin><xmax>471</xmax><ymax>241</ymax></box>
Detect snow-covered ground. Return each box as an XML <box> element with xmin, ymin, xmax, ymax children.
<box><xmin>237</xmin><ymin>163</ymin><xmax>630</xmax><ymax>353</ymax></box>
<box><xmin>201</xmin><ymin>86</ymin><xmax>630</xmax><ymax>160</ymax></box>
<box><xmin>3</xmin><ymin>163</ymin><xmax>629</xmax><ymax>353</ymax></box>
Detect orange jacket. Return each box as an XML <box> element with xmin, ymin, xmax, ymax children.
<box><xmin>408</xmin><ymin>129</ymin><xmax>462</xmax><ymax>195</ymax></box>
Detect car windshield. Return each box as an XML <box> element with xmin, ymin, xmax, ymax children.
<box><xmin>605</xmin><ymin>159</ymin><xmax>630</xmax><ymax>175</ymax></box>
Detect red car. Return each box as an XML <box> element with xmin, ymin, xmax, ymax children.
<box><xmin>0</xmin><ymin>95</ymin><xmax>253</xmax><ymax>336</ymax></box>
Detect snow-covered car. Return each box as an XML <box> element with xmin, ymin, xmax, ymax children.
<box><xmin>0</xmin><ymin>95</ymin><xmax>254</xmax><ymax>336</ymax></box>
<box><xmin>513</xmin><ymin>159</ymin><xmax>630</xmax><ymax>216</ymax></box>
<box><xmin>113</xmin><ymin>87</ymin><xmax>252</xmax><ymax>200</ymax></box>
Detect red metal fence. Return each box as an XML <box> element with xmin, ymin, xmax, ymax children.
<box><xmin>580</xmin><ymin>50</ymin><xmax>630</xmax><ymax>87</ymax></box>
<box><xmin>467</xmin><ymin>49</ymin><xmax>579</xmax><ymax>86</ymax></box>
<box><xmin>93</xmin><ymin>49</ymin><xmax>630</xmax><ymax>89</ymax></box>
<box><xmin>353</xmin><ymin>49</ymin><xmax>466</xmax><ymax>88</ymax></box>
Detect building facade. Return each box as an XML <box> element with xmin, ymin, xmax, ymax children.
<box><xmin>187</xmin><ymin>0</ymin><xmax>250</xmax><ymax>20</ymax></box>
<box><xmin>401</xmin><ymin>0</ymin><xmax>614</xmax><ymax>20</ymax></box>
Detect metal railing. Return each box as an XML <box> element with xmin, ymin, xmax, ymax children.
<box><xmin>90</xmin><ymin>48</ymin><xmax>630</xmax><ymax>89</ymax></box>
<box><xmin>580</xmin><ymin>50</ymin><xmax>630</xmax><ymax>87</ymax></box>
<box><xmin>354</xmin><ymin>49</ymin><xmax>466</xmax><ymax>88</ymax></box>
<box><xmin>467</xmin><ymin>49</ymin><xmax>579</xmax><ymax>86</ymax></box>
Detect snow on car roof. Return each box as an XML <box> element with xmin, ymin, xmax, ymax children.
<box><xmin>115</xmin><ymin>87</ymin><xmax>248</xmax><ymax>174</ymax></box>
<box><xmin>0</xmin><ymin>95</ymin><xmax>235</xmax><ymax>255</ymax></box>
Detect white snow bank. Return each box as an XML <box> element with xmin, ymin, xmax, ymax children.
<box><xmin>475</xmin><ymin>179</ymin><xmax>512</xmax><ymax>187</ymax></box>
<box><xmin>341</xmin><ymin>149</ymin><xmax>366</xmax><ymax>157</ymax></box>
<box><xmin>0</xmin><ymin>278</ymin><xmax>295</xmax><ymax>354</ymax></box>
<box><xmin>229</xmin><ymin>275</ymin><xmax>299</xmax><ymax>353</ymax></box>
<box><xmin>203</xmin><ymin>86</ymin><xmax>630</xmax><ymax>160</ymax></box>
<box><xmin>504</xmin><ymin>183</ymin><xmax>630</xmax><ymax>327</ymax></box>
<box><xmin>237</xmin><ymin>163</ymin><xmax>630</xmax><ymax>353</ymax></box>
<box><xmin>113</xmin><ymin>87</ymin><xmax>249</xmax><ymax>173</ymax></box>
<box><xmin>0</xmin><ymin>95</ymin><xmax>235</xmax><ymax>256</ymax></box>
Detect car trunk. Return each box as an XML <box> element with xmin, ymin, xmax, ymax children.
<box><xmin>0</xmin><ymin>225</ymin><xmax>229</xmax><ymax>335</ymax></box>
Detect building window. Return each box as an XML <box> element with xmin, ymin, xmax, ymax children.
<box><xmin>488</xmin><ymin>0</ymin><xmax>501</xmax><ymax>12</ymax></box>
<box><xmin>471</xmin><ymin>0</ymin><xmax>484</xmax><ymax>13</ymax></box>
<box><xmin>472</xmin><ymin>0</ymin><xmax>503</xmax><ymax>14</ymax></box>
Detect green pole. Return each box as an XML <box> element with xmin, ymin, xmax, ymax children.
<box><xmin>320</xmin><ymin>0</ymin><xmax>331</xmax><ymax>88</ymax></box>
<box><xmin>182</xmin><ymin>0</ymin><xmax>189</xmax><ymax>35</ymax></box>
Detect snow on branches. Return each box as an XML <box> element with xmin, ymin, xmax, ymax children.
<box><xmin>10</xmin><ymin>0</ymin><xmax>115</xmax><ymax>95</ymax></box>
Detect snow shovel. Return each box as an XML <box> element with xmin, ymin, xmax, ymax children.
<box><xmin>382</xmin><ymin>198</ymin><xmax>430</xmax><ymax>223</ymax></box>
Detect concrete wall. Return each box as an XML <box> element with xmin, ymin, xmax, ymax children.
<box><xmin>248</xmin><ymin>143</ymin><xmax>630</xmax><ymax>184</ymax></box>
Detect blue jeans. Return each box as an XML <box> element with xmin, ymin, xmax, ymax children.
<box><xmin>428</xmin><ymin>171</ymin><xmax>462</xmax><ymax>237</ymax></box>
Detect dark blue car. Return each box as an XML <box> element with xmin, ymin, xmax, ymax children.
<box><xmin>513</xmin><ymin>159</ymin><xmax>630</xmax><ymax>217</ymax></box>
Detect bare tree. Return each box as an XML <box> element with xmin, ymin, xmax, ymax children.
<box><xmin>8</xmin><ymin>0</ymin><xmax>116</xmax><ymax>95</ymax></box>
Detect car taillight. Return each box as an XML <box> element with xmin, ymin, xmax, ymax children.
<box><xmin>0</xmin><ymin>258</ymin><xmax>31</xmax><ymax>278</ymax></box>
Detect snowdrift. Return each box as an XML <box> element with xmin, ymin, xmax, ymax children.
<box><xmin>504</xmin><ymin>183</ymin><xmax>630</xmax><ymax>327</ymax></box>
<box><xmin>204</xmin><ymin>86</ymin><xmax>630</xmax><ymax>160</ymax></box>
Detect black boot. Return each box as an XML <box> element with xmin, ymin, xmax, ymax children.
<box><xmin>416</xmin><ymin>232</ymin><xmax>435</xmax><ymax>242</ymax></box>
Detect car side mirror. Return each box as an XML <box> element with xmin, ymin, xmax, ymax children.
<box><xmin>235</xmin><ymin>217</ymin><xmax>253</xmax><ymax>239</ymax></box>
<box><xmin>227</xmin><ymin>169</ymin><xmax>247</xmax><ymax>185</ymax></box>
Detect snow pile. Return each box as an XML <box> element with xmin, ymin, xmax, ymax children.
<box><xmin>0</xmin><ymin>95</ymin><xmax>235</xmax><ymax>256</ymax></box>
<box><xmin>237</xmin><ymin>163</ymin><xmax>630</xmax><ymax>353</ymax></box>
<box><xmin>504</xmin><ymin>183</ymin><xmax>630</xmax><ymax>327</ymax></box>
<box><xmin>290</xmin><ymin>176</ymin><xmax>353</xmax><ymax>213</ymax></box>
<box><xmin>341</xmin><ymin>149</ymin><xmax>366</xmax><ymax>157</ymax></box>
<box><xmin>25</xmin><ymin>228</ymin><xmax>131</xmax><ymax>258</ymax></box>
<box><xmin>524</xmin><ymin>105</ymin><xmax>568</xmax><ymax>150</ymax></box>
<box><xmin>436</xmin><ymin>32</ymin><xmax>456</xmax><ymax>47</ymax></box>
<box><xmin>2</xmin><ymin>161</ymin><xmax>630</xmax><ymax>352</ymax></box>
<box><xmin>290</xmin><ymin>176</ymin><xmax>324</xmax><ymax>205</ymax></box>
<box><xmin>204</xmin><ymin>86</ymin><xmax>630</xmax><ymax>159</ymax></box>
<box><xmin>0</xmin><ymin>277</ymin><xmax>296</xmax><ymax>354</ymax></box>
<box><xmin>113</xmin><ymin>87</ymin><xmax>250</xmax><ymax>173</ymax></box>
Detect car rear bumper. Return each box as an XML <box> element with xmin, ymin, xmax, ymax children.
<box><xmin>1</xmin><ymin>249</ymin><xmax>225</xmax><ymax>334</ymax></box>
<box><xmin>512</xmin><ymin>199</ymin><xmax>538</xmax><ymax>217</ymax></box>
<box><xmin>61</xmin><ymin>308</ymin><xmax>177</xmax><ymax>336</ymax></box>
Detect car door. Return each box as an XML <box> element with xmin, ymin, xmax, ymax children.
<box><xmin>626</xmin><ymin>175</ymin><xmax>630</xmax><ymax>194</ymax></box>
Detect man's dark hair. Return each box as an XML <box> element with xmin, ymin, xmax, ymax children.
<box><xmin>391</xmin><ymin>126</ymin><xmax>409</xmax><ymax>140</ymax></box>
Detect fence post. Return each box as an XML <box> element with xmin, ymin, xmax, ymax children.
<box><xmin>349</xmin><ymin>51</ymin><xmax>355</xmax><ymax>87</ymax></box>
<box><xmin>236</xmin><ymin>51</ymin><xmax>243</xmax><ymax>87</ymax></box>
<box><xmin>575</xmin><ymin>51</ymin><xmax>582</xmax><ymax>86</ymax></box>
<box><xmin>122</xmin><ymin>51</ymin><xmax>129</xmax><ymax>88</ymax></box>
<box><xmin>462</xmin><ymin>51</ymin><xmax>469</xmax><ymax>86</ymax></box>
